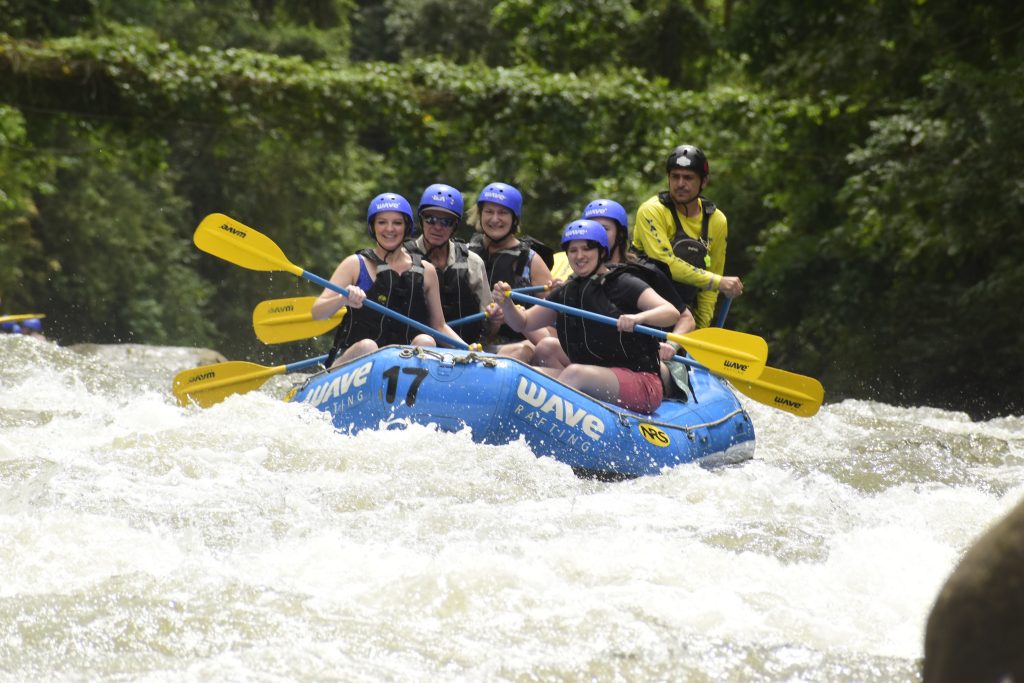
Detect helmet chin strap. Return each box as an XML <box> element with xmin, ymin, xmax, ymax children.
<box><xmin>373</xmin><ymin>223</ymin><xmax>411</xmax><ymax>259</ymax></box>
<box><xmin>580</xmin><ymin>250</ymin><xmax>605</xmax><ymax>279</ymax></box>
<box><xmin>375</xmin><ymin>239</ymin><xmax>400</xmax><ymax>256</ymax></box>
<box><xmin>614</xmin><ymin>227</ymin><xmax>628</xmax><ymax>262</ymax></box>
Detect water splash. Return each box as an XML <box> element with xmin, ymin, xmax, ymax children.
<box><xmin>2</xmin><ymin>335</ymin><xmax>1022</xmax><ymax>681</ymax></box>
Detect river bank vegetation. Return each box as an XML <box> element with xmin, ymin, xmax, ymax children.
<box><xmin>2</xmin><ymin>0</ymin><xmax>1021</xmax><ymax>417</ymax></box>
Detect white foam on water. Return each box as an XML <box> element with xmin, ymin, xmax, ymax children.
<box><xmin>1</xmin><ymin>339</ymin><xmax>1022</xmax><ymax>681</ymax></box>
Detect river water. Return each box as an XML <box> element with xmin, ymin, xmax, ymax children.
<box><xmin>2</xmin><ymin>334</ymin><xmax>1022</xmax><ymax>682</ymax></box>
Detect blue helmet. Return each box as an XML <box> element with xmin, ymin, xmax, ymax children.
<box><xmin>366</xmin><ymin>192</ymin><xmax>415</xmax><ymax>239</ymax></box>
<box><xmin>418</xmin><ymin>183</ymin><xmax>464</xmax><ymax>221</ymax></box>
<box><xmin>583</xmin><ymin>198</ymin><xmax>629</xmax><ymax>256</ymax></box>
<box><xmin>2</xmin><ymin>322</ymin><xmax>22</xmax><ymax>334</ymax></box>
<box><xmin>476</xmin><ymin>182</ymin><xmax>523</xmax><ymax>220</ymax></box>
<box><xmin>23</xmin><ymin>318</ymin><xmax>42</xmax><ymax>332</ymax></box>
<box><xmin>561</xmin><ymin>219</ymin><xmax>609</xmax><ymax>259</ymax></box>
<box><xmin>583</xmin><ymin>199</ymin><xmax>628</xmax><ymax>229</ymax></box>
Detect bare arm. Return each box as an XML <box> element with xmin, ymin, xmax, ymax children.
<box><xmin>490</xmin><ymin>281</ymin><xmax>557</xmax><ymax>332</ymax></box>
<box><xmin>656</xmin><ymin>306</ymin><xmax>697</xmax><ymax>359</ymax></box>
<box><xmin>311</xmin><ymin>255</ymin><xmax>365</xmax><ymax>319</ymax></box>
<box><xmin>617</xmin><ymin>288</ymin><xmax>679</xmax><ymax>332</ymax></box>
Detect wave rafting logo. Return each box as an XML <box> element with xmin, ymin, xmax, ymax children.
<box><xmin>301</xmin><ymin>361</ymin><xmax>372</xmax><ymax>408</ymax></box>
<box><xmin>775</xmin><ymin>396</ymin><xmax>803</xmax><ymax>409</ymax></box>
<box><xmin>724</xmin><ymin>360</ymin><xmax>749</xmax><ymax>372</ymax></box>
<box><xmin>189</xmin><ymin>370</ymin><xmax>215</xmax><ymax>384</ymax></box>
<box><xmin>269</xmin><ymin>304</ymin><xmax>294</xmax><ymax>314</ymax></box>
<box><xmin>219</xmin><ymin>223</ymin><xmax>247</xmax><ymax>238</ymax></box>
<box><xmin>430</xmin><ymin>191</ymin><xmax>455</xmax><ymax>207</ymax></box>
<box><xmin>513</xmin><ymin>376</ymin><xmax>605</xmax><ymax>444</ymax></box>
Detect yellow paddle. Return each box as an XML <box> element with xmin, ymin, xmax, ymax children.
<box><xmin>0</xmin><ymin>313</ymin><xmax>46</xmax><ymax>324</ymax></box>
<box><xmin>506</xmin><ymin>290</ymin><xmax>767</xmax><ymax>381</ymax></box>
<box><xmin>252</xmin><ymin>285</ymin><xmax>548</xmax><ymax>345</ymax></box>
<box><xmin>173</xmin><ymin>355</ymin><xmax>327</xmax><ymax>407</ymax></box>
<box><xmin>732</xmin><ymin>365</ymin><xmax>825</xmax><ymax>417</ymax></box>
<box><xmin>193</xmin><ymin>213</ymin><xmax>468</xmax><ymax>349</ymax></box>
<box><xmin>672</xmin><ymin>355</ymin><xmax>823</xmax><ymax>417</ymax></box>
<box><xmin>550</xmin><ymin>251</ymin><xmax>572</xmax><ymax>281</ymax></box>
<box><xmin>252</xmin><ymin>297</ymin><xmax>346</xmax><ymax>344</ymax></box>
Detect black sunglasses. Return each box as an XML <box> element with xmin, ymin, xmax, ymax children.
<box><xmin>421</xmin><ymin>215</ymin><xmax>458</xmax><ymax>228</ymax></box>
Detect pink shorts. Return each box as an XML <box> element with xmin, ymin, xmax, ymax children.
<box><xmin>609</xmin><ymin>368</ymin><xmax>663</xmax><ymax>414</ymax></box>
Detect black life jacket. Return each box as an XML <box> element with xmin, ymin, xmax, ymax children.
<box><xmin>550</xmin><ymin>271</ymin><xmax>660</xmax><ymax>374</ymax></box>
<box><xmin>468</xmin><ymin>234</ymin><xmax>554</xmax><ymax>286</ymax></box>
<box><xmin>405</xmin><ymin>238</ymin><xmax>484</xmax><ymax>345</ymax></box>
<box><xmin>637</xmin><ymin>193</ymin><xmax>716</xmax><ymax>310</ymax></box>
<box><xmin>326</xmin><ymin>250</ymin><xmax>430</xmax><ymax>366</ymax></box>
<box><xmin>468</xmin><ymin>234</ymin><xmax>554</xmax><ymax>342</ymax></box>
<box><xmin>606</xmin><ymin>261</ymin><xmax>687</xmax><ymax>314</ymax></box>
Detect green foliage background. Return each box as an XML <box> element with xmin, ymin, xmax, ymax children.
<box><xmin>1</xmin><ymin>0</ymin><xmax>1021</xmax><ymax>417</ymax></box>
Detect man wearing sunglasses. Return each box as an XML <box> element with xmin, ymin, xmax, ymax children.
<box><xmin>405</xmin><ymin>183</ymin><xmax>492</xmax><ymax>346</ymax></box>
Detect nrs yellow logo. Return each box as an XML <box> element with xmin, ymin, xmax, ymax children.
<box><xmin>639</xmin><ymin>423</ymin><xmax>670</xmax><ymax>447</ymax></box>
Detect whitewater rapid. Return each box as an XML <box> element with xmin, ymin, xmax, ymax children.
<box><xmin>2</xmin><ymin>334</ymin><xmax>1021</xmax><ymax>681</ymax></box>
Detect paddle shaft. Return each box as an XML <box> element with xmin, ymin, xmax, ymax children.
<box><xmin>505</xmin><ymin>290</ymin><xmax>767</xmax><ymax>381</ymax></box>
<box><xmin>508</xmin><ymin>290</ymin><xmax>738</xmax><ymax>349</ymax></box>
<box><xmin>303</xmin><ymin>270</ymin><xmax>468</xmax><ymax>350</ymax></box>
<box><xmin>508</xmin><ymin>291</ymin><xmax>666</xmax><ymax>338</ymax></box>
<box><xmin>714</xmin><ymin>297</ymin><xmax>732</xmax><ymax>328</ymax></box>
<box><xmin>194</xmin><ymin>214</ymin><xmax>467</xmax><ymax>350</ymax></box>
<box><xmin>284</xmin><ymin>355</ymin><xmax>329</xmax><ymax>373</ymax></box>
<box><xmin>447</xmin><ymin>285</ymin><xmax>548</xmax><ymax>329</ymax></box>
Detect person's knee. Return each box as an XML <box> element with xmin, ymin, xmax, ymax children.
<box><xmin>500</xmin><ymin>340</ymin><xmax>535</xmax><ymax>362</ymax></box>
<box><xmin>532</xmin><ymin>337</ymin><xmax>562</xmax><ymax>365</ymax></box>
<box><xmin>336</xmin><ymin>339</ymin><xmax>377</xmax><ymax>365</ymax></box>
<box><xmin>411</xmin><ymin>334</ymin><xmax>436</xmax><ymax>347</ymax></box>
<box><xmin>559</xmin><ymin>364</ymin><xmax>588</xmax><ymax>384</ymax></box>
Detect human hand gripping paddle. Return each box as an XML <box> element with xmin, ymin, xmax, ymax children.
<box><xmin>174</xmin><ymin>214</ymin><xmax>470</xmax><ymax>408</ymax></box>
<box><xmin>194</xmin><ymin>213</ymin><xmax>469</xmax><ymax>350</ymax></box>
<box><xmin>443</xmin><ymin>285</ymin><xmax>548</xmax><ymax>329</ymax></box>
<box><xmin>504</xmin><ymin>290</ymin><xmax>768</xmax><ymax>382</ymax></box>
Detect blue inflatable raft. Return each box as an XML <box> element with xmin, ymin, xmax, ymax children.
<box><xmin>287</xmin><ymin>345</ymin><xmax>755</xmax><ymax>479</ymax></box>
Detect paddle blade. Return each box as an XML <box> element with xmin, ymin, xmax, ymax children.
<box><xmin>172</xmin><ymin>360</ymin><xmax>283</xmax><ymax>408</ymax></box>
<box><xmin>252</xmin><ymin>297</ymin><xmax>346</xmax><ymax>344</ymax></box>
<box><xmin>194</xmin><ymin>213</ymin><xmax>303</xmax><ymax>276</ymax></box>
<box><xmin>550</xmin><ymin>251</ymin><xmax>572</xmax><ymax>281</ymax></box>
<box><xmin>669</xmin><ymin>327</ymin><xmax>768</xmax><ymax>381</ymax></box>
<box><xmin>731</xmin><ymin>366</ymin><xmax>824</xmax><ymax>418</ymax></box>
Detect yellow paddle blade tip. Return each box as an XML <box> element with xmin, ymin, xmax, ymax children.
<box><xmin>193</xmin><ymin>213</ymin><xmax>304</xmax><ymax>277</ymax></box>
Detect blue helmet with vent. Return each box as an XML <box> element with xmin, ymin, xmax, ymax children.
<box><xmin>366</xmin><ymin>193</ymin><xmax>415</xmax><ymax>238</ymax></box>
<box><xmin>476</xmin><ymin>182</ymin><xmax>523</xmax><ymax>220</ymax></box>
<box><xmin>418</xmin><ymin>183</ymin><xmax>463</xmax><ymax>221</ymax></box>
<box><xmin>561</xmin><ymin>219</ymin><xmax>609</xmax><ymax>259</ymax></box>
